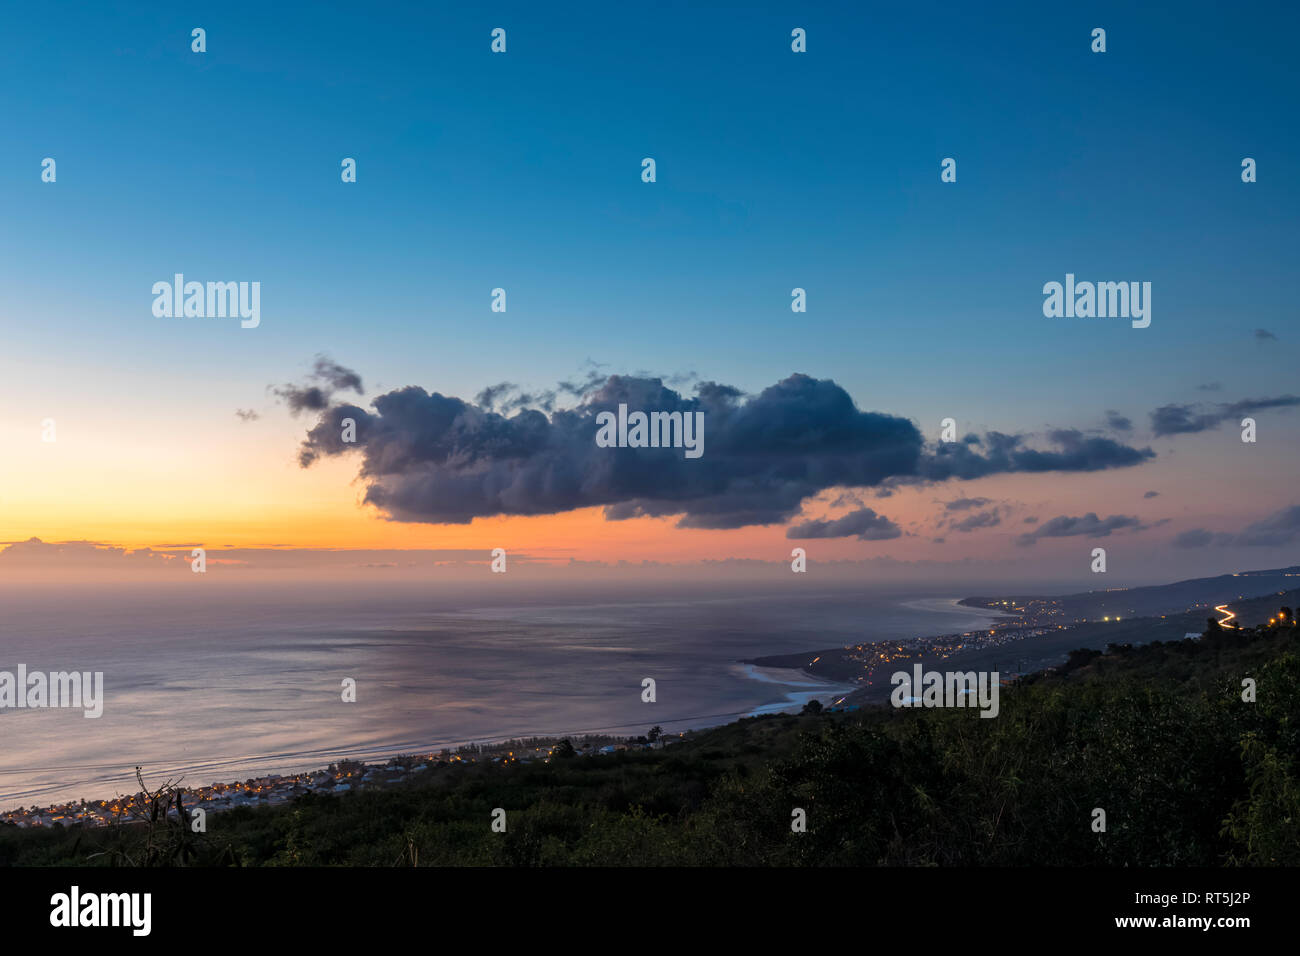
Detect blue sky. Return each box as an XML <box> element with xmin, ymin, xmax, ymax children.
<box><xmin>0</xmin><ymin>1</ymin><xmax>1296</xmax><ymax>579</ymax></box>
<box><xmin>3</xmin><ymin>1</ymin><xmax>1296</xmax><ymax>413</ymax></box>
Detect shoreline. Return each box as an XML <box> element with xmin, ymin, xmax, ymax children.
<box><xmin>2</xmin><ymin>588</ymin><xmax>1239</xmax><ymax>823</ymax></box>
<box><xmin>734</xmin><ymin>663</ymin><xmax>858</xmax><ymax>715</ymax></box>
<box><xmin>0</xmin><ymin>596</ymin><xmax>982</xmax><ymax>818</ymax></box>
<box><xmin>0</xmin><ymin>658</ymin><xmax>859</xmax><ymax>822</ymax></box>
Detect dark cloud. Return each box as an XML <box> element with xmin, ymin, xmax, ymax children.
<box><xmin>235</xmin><ymin>408</ymin><xmax>259</xmax><ymax>422</ymax></box>
<box><xmin>786</xmin><ymin>507</ymin><xmax>902</xmax><ymax>541</ymax></box>
<box><xmin>944</xmin><ymin>497</ymin><xmax>990</xmax><ymax>511</ymax></box>
<box><xmin>949</xmin><ymin>509</ymin><xmax>1001</xmax><ymax>532</ymax></box>
<box><xmin>1224</xmin><ymin>395</ymin><xmax>1300</xmax><ymax>416</ymax></box>
<box><xmin>474</xmin><ymin>382</ymin><xmax>516</xmax><ymax>410</ymax></box>
<box><xmin>1236</xmin><ymin>505</ymin><xmax>1300</xmax><ymax>546</ymax></box>
<box><xmin>1143</xmin><ymin>490</ymin><xmax>1160</xmax><ymax>499</ymax></box>
<box><xmin>1023</xmin><ymin>516</ymin><xmax>1039</xmax><ymax>524</ymax></box>
<box><xmin>1196</xmin><ymin>383</ymin><xmax>1222</xmax><ymax>392</ymax></box>
<box><xmin>476</xmin><ymin>381</ymin><xmax>562</xmax><ymax>414</ymax></box>
<box><xmin>510</xmin><ymin>391</ymin><xmax>557</xmax><ymax>413</ymax></box>
<box><xmin>905</xmin><ymin>429</ymin><xmax>1154</xmax><ymax>484</ymax></box>
<box><xmin>1105</xmin><ymin>410</ymin><xmax>1133</xmax><ymax>432</ymax></box>
<box><xmin>1017</xmin><ymin>513</ymin><xmax>1143</xmax><ymax>546</ymax></box>
<box><xmin>1150</xmin><ymin>404</ymin><xmax>1224</xmax><ymax>436</ymax></box>
<box><xmin>557</xmin><ymin>361</ymin><xmax>610</xmax><ymax>399</ymax></box>
<box><xmin>1255</xmin><ymin>328</ymin><xmax>1278</xmax><ymax>341</ymax></box>
<box><xmin>1172</xmin><ymin>506</ymin><xmax>1300</xmax><ymax>548</ymax></box>
<box><xmin>1150</xmin><ymin>395</ymin><xmax>1300</xmax><ymax>436</ymax></box>
<box><xmin>274</xmin><ymin>355</ymin><xmax>364</xmax><ymax>415</ymax></box>
<box><xmin>295</xmin><ymin>369</ymin><xmax>1159</xmax><ymax>529</ymax></box>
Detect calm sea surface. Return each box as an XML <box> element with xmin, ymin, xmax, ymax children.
<box><xmin>0</xmin><ymin>580</ymin><xmax>1005</xmax><ymax>808</ymax></box>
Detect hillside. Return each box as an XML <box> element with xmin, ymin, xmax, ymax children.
<box><xmin>2</xmin><ymin>603</ymin><xmax>1296</xmax><ymax>866</ymax></box>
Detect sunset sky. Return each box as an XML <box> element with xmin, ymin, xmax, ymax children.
<box><xmin>1</xmin><ymin>2</ymin><xmax>1297</xmax><ymax>585</ymax></box>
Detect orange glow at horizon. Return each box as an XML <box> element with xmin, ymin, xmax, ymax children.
<box><xmin>1</xmin><ymin>502</ymin><xmax>919</xmax><ymax>563</ymax></box>
<box><xmin>4</xmin><ymin>408</ymin><xmax>1278</xmax><ymax>566</ymax></box>
<box><xmin>0</xmin><ymin>424</ymin><xmax>931</xmax><ymax>560</ymax></box>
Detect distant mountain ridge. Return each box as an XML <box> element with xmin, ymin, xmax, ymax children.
<box><xmin>962</xmin><ymin>566</ymin><xmax>1300</xmax><ymax>620</ymax></box>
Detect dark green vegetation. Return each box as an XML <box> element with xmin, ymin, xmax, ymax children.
<box><xmin>3</xmin><ymin>612</ymin><xmax>1296</xmax><ymax>866</ymax></box>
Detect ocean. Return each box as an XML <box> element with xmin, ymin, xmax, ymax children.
<box><xmin>0</xmin><ymin>579</ymin><xmax>1006</xmax><ymax>809</ymax></box>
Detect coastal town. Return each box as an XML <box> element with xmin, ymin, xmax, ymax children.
<box><xmin>759</xmin><ymin>580</ymin><xmax>1300</xmax><ymax>710</ymax></box>
<box><xmin>0</xmin><ymin>733</ymin><xmax>680</xmax><ymax>831</ymax></box>
<box><xmin>753</xmin><ymin>596</ymin><xmax>1071</xmax><ymax>687</ymax></box>
<box><xmin>9</xmin><ymin>580</ymin><xmax>1293</xmax><ymax>833</ymax></box>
